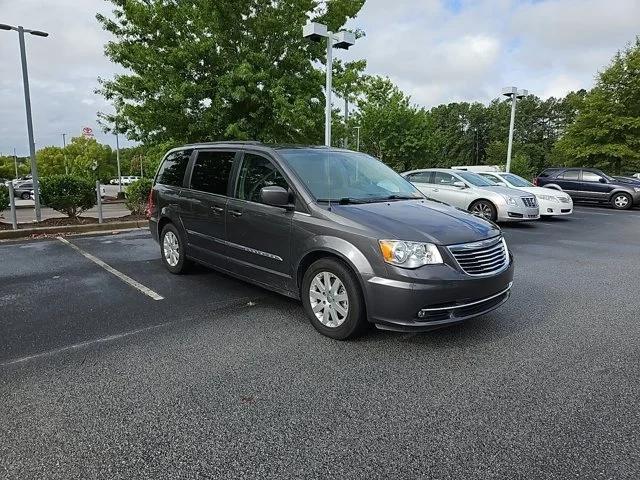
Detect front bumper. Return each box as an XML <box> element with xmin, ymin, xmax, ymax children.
<box><xmin>496</xmin><ymin>205</ymin><xmax>539</xmax><ymax>222</ymax></box>
<box><xmin>365</xmin><ymin>255</ymin><xmax>514</xmax><ymax>332</ymax></box>
<box><xmin>539</xmin><ymin>198</ymin><xmax>573</xmax><ymax>216</ymax></box>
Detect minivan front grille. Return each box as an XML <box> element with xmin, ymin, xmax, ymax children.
<box><xmin>521</xmin><ymin>196</ymin><xmax>537</xmax><ymax>208</ymax></box>
<box><xmin>448</xmin><ymin>237</ymin><xmax>508</xmax><ymax>276</ymax></box>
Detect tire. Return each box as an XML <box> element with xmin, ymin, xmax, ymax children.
<box><xmin>301</xmin><ymin>258</ymin><xmax>367</xmax><ymax>340</ymax></box>
<box><xmin>20</xmin><ymin>192</ymin><xmax>30</xmax><ymax>200</ymax></box>
<box><xmin>611</xmin><ymin>192</ymin><xmax>632</xmax><ymax>210</ymax></box>
<box><xmin>469</xmin><ymin>200</ymin><xmax>497</xmax><ymax>222</ymax></box>
<box><xmin>160</xmin><ymin>223</ymin><xmax>192</xmax><ymax>274</ymax></box>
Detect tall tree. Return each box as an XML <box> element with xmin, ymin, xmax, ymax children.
<box><xmin>556</xmin><ymin>38</ymin><xmax>640</xmax><ymax>174</ymax></box>
<box><xmin>97</xmin><ymin>0</ymin><xmax>365</xmax><ymax>144</ymax></box>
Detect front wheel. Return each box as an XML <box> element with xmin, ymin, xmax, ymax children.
<box><xmin>611</xmin><ymin>193</ymin><xmax>632</xmax><ymax>210</ymax></box>
<box><xmin>469</xmin><ymin>200</ymin><xmax>497</xmax><ymax>222</ymax></box>
<box><xmin>301</xmin><ymin>258</ymin><xmax>367</xmax><ymax>340</ymax></box>
<box><xmin>160</xmin><ymin>223</ymin><xmax>192</xmax><ymax>274</ymax></box>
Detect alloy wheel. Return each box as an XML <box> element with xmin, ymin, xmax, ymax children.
<box><xmin>614</xmin><ymin>195</ymin><xmax>629</xmax><ymax>209</ymax></box>
<box><xmin>309</xmin><ymin>271</ymin><xmax>349</xmax><ymax>328</ymax></box>
<box><xmin>471</xmin><ymin>202</ymin><xmax>493</xmax><ymax>220</ymax></box>
<box><xmin>163</xmin><ymin>231</ymin><xmax>180</xmax><ymax>267</ymax></box>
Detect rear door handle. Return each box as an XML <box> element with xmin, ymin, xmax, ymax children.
<box><xmin>230</xmin><ymin>210</ymin><xmax>242</xmax><ymax>217</ymax></box>
<box><xmin>211</xmin><ymin>206</ymin><xmax>224</xmax><ymax>213</ymax></box>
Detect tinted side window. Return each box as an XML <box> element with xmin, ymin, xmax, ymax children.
<box><xmin>558</xmin><ymin>170</ymin><xmax>579</xmax><ymax>181</ymax></box>
<box><xmin>157</xmin><ymin>150</ymin><xmax>192</xmax><ymax>187</ymax></box>
<box><xmin>190</xmin><ymin>150</ymin><xmax>235</xmax><ymax>195</ymax></box>
<box><xmin>236</xmin><ymin>153</ymin><xmax>289</xmax><ymax>204</ymax></box>
<box><xmin>407</xmin><ymin>172</ymin><xmax>431</xmax><ymax>183</ymax></box>
<box><xmin>433</xmin><ymin>172</ymin><xmax>457</xmax><ymax>185</ymax></box>
<box><xmin>582</xmin><ymin>171</ymin><xmax>602</xmax><ymax>182</ymax></box>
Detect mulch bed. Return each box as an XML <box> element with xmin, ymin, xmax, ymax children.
<box><xmin>0</xmin><ymin>214</ymin><xmax>146</xmax><ymax>230</ymax></box>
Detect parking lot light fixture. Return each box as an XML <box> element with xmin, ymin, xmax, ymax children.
<box><xmin>502</xmin><ymin>86</ymin><xmax>528</xmax><ymax>173</ymax></box>
<box><xmin>303</xmin><ymin>22</ymin><xmax>356</xmax><ymax>147</ymax></box>
<box><xmin>1</xmin><ymin>22</ymin><xmax>50</xmax><ymax>222</ymax></box>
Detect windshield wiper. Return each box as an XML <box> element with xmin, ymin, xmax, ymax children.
<box><xmin>316</xmin><ymin>197</ymin><xmax>368</xmax><ymax>205</ymax></box>
<box><xmin>384</xmin><ymin>194</ymin><xmax>423</xmax><ymax>200</ymax></box>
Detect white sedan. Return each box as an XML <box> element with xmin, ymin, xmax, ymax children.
<box><xmin>478</xmin><ymin>172</ymin><xmax>573</xmax><ymax>217</ymax></box>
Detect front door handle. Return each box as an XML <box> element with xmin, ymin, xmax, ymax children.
<box><xmin>433</xmin><ymin>188</ymin><xmax>439</xmax><ymax>192</ymax></box>
<box><xmin>230</xmin><ymin>210</ymin><xmax>243</xmax><ymax>217</ymax></box>
<box><xmin>211</xmin><ymin>206</ymin><xmax>224</xmax><ymax>213</ymax></box>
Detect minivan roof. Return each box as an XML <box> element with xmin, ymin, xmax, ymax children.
<box><xmin>183</xmin><ymin>141</ymin><xmax>354</xmax><ymax>153</ymax></box>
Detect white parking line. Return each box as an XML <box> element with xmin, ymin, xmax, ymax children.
<box><xmin>0</xmin><ymin>322</ymin><xmax>170</xmax><ymax>367</ymax></box>
<box><xmin>57</xmin><ymin>236</ymin><xmax>164</xmax><ymax>301</ymax></box>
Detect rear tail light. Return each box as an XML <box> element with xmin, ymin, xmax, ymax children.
<box><xmin>145</xmin><ymin>188</ymin><xmax>155</xmax><ymax>219</ymax></box>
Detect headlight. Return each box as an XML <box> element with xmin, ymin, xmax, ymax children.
<box><xmin>501</xmin><ymin>195</ymin><xmax>518</xmax><ymax>206</ymax></box>
<box><xmin>538</xmin><ymin>194</ymin><xmax>559</xmax><ymax>202</ymax></box>
<box><xmin>379</xmin><ymin>240</ymin><xmax>443</xmax><ymax>268</ymax></box>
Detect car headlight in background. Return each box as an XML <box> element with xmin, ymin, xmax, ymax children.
<box><xmin>501</xmin><ymin>195</ymin><xmax>518</xmax><ymax>206</ymax></box>
<box><xmin>538</xmin><ymin>194</ymin><xmax>559</xmax><ymax>202</ymax></box>
<box><xmin>379</xmin><ymin>240</ymin><xmax>443</xmax><ymax>268</ymax></box>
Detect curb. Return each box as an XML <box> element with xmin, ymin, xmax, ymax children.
<box><xmin>0</xmin><ymin>220</ymin><xmax>149</xmax><ymax>240</ymax></box>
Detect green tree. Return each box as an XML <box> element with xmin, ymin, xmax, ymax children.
<box><xmin>556</xmin><ymin>38</ymin><xmax>640</xmax><ymax>174</ymax></box>
<box><xmin>97</xmin><ymin>0</ymin><xmax>365</xmax><ymax>145</ymax></box>
<box><xmin>352</xmin><ymin>76</ymin><xmax>434</xmax><ymax>171</ymax></box>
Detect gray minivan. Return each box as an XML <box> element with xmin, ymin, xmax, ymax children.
<box><xmin>148</xmin><ymin>142</ymin><xmax>514</xmax><ymax>339</ymax></box>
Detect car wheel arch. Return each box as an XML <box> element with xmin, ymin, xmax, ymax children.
<box><xmin>544</xmin><ymin>184</ymin><xmax>562</xmax><ymax>191</ymax></box>
<box><xmin>467</xmin><ymin>198</ymin><xmax>497</xmax><ymax>211</ymax></box>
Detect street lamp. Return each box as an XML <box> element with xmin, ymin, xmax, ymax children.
<box><xmin>303</xmin><ymin>22</ymin><xmax>356</xmax><ymax>147</ymax></box>
<box><xmin>501</xmin><ymin>86</ymin><xmax>528</xmax><ymax>173</ymax></box>
<box><xmin>1</xmin><ymin>23</ymin><xmax>49</xmax><ymax>222</ymax></box>
<box><xmin>354</xmin><ymin>126</ymin><xmax>361</xmax><ymax>152</ymax></box>
<box><xmin>61</xmin><ymin>133</ymin><xmax>68</xmax><ymax>174</ymax></box>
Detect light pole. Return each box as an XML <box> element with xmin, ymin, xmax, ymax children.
<box><xmin>114</xmin><ymin>118</ymin><xmax>122</xmax><ymax>194</ymax></box>
<box><xmin>0</xmin><ymin>23</ymin><xmax>49</xmax><ymax>222</ymax></box>
<box><xmin>61</xmin><ymin>133</ymin><xmax>68</xmax><ymax>174</ymax></box>
<box><xmin>13</xmin><ymin>148</ymin><xmax>18</xmax><ymax>179</ymax></box>
<box><xmin>303</xmin><ymin>22</ymin><xmax>356</xmax><ymax>147</ymax></box>
<box><xmin>501</xmin><ymin>86</ymin><xmax>528</xmax><ymax>173</ymax></box>
<box><xmin>354</xmin><ymin>126</ymin><xmax>361</xmax><ymax>152</ymax></box>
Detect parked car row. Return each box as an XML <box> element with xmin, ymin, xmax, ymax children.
<box><xmin>109</xmin><ymin>176</ymin><xmax>140</xmax><ymax>185</ymax></box>
<box><xmin>401</xmin><ymin>168</ymin><xmax>572</xmax><ymax>222</ymax></box>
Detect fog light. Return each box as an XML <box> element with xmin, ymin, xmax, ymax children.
<box><xmin>547</xmin><ymin>208</ymin><xmax>553</xmax><ymax>213</ymax></box>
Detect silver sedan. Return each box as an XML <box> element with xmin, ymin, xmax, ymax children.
<box><xmin>402</xmin><ymin>168</ymin><xmax>540</xmax><ymax>222</ymax></box>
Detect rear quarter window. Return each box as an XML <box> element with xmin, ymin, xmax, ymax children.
<box><xmin>156</xmin><ymin>149</ymin><xmax>193</xmax><ymax>187</ymax></box>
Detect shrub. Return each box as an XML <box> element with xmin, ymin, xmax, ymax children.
<box><xmin>125</xmin><ymin>178</ymin><xmax>153</xmax><ymax>215</ymax></box>
<box><xmin>0</xmin><ymin>185</ymin><xmax>8</xmax><ymax>214</ymax></box>
<box><xmin>40</xmin><ymin>175</ymin><xmax>96</xmax><ymax>218</ymax></box>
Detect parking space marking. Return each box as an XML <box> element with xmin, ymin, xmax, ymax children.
<box><xmin>0</xmin><ymin>322</ymin><xmax>170</xmax><ymax>367</ymax></box>
<box><xmin>57</xmin><ymin>236</ymin><xmax>164</xmax><ymax>301</ymax></box>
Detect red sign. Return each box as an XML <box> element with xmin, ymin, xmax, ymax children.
<box><xmin>82</xmin><ymin>127</ymin><xmax>94</xmax><ymax>138</ymax></box>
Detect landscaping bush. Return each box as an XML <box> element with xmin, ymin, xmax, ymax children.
<box><xmin>125</xmin><ymin>178</ymin><xmax>153</xmax><ymax>215</ymax></box>
<box><xmin>0</xmin><ymin>185</ymin><xmax>8</xmax><ymax>214</ymax></box>
<box><xmin>39</xmin><ymin>175</ymin><xmax>96</xmax><ymax>218</ymax></box>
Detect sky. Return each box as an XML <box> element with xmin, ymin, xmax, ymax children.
<box><xmin>1</xmin><ymin>0</ymin><xmax>639</xmax><ymax>156</ymax></box>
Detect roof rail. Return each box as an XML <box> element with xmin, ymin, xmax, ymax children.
<box><xmin>185</xmin><ymin>140</ymin><xmax>263</xmax><ymax>146</ymax></box>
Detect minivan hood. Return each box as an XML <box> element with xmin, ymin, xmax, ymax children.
<box><xmin>330</xmin><ymin>200</ymin><xmax>500</xmax><ymax>245</ymax></box>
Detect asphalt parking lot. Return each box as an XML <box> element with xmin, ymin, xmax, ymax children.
<box><xmin>1</xmin><ymin>205</ymin><xmax>639</xmax><ymax>479</ymax></box>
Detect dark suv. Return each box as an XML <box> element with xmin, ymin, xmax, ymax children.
<box><xmin>148</xmin><ymin>142</ymin><xmax>514</xmax><ymax>339</ymax></box>
<box><xmin>535</xmin><ymin>167</ymin><xmax>640</xmax><ymax>210</ymax></box>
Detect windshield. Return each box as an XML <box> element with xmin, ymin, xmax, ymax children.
<box><xmin>501</xmin><ymin>173</ymin><xmax>533</xmax><ymax>187</ymax></box>
<box><xmin>278</xmin><ymin>149</ymin><xmax>423</xmax><ymax>202</ymax></box>
<box><xmin>456</xmin><ymin>171</ymin><xmax>497</xmax><ymax>187</ymax></box>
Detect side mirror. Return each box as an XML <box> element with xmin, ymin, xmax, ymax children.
<box><xmin>261</xmin><ymin>186</ymin><xmax>294</xmax><ymax>209</ymax></box>
<box><xmin>453</xmin><ymin>181</ymin><xmax>467</xmax><ymax>189</ymax></box>
<box><xmin>598</xmin><ymin>177</ymin><xmax>607</xmax><ymax>184</ymax></box>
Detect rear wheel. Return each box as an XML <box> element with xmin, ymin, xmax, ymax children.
<box><xmin>301</xmin><ymin>258</ymin><xmax>367</xmax><ymax>340</ymax></box>
<box><xmin>611</xmin><ymin>193</ymin><xmax>632</xmax><ymax>210</ymax></box>
<box><xmin>160</xmin><ymin>223</ymin><xmax>191</xmax><ymax>274</ymax></box>
<box><xmin>469</xmin><ymin>200</ymin><xmax>497</xmax><ymax>222</ymax></box>
<box><xmin>21</xmin><ymin>192</ymin><xmax>30</xmax><ymax>200</ymax></box>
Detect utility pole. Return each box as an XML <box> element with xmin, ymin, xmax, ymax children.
<box><xmin>62</xmin><ymin>133</ymin><xmax>68</xmax><ymax>174</ymax></box>
<box><xmin>13</xmin><ymin>148</ymin><xmax>18</xmax><ymax>178</ymax></box>
<box><xmin>115</xmin><ymin>118</ymin><xmax>122</xmax><ymax>194</ymax></box>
